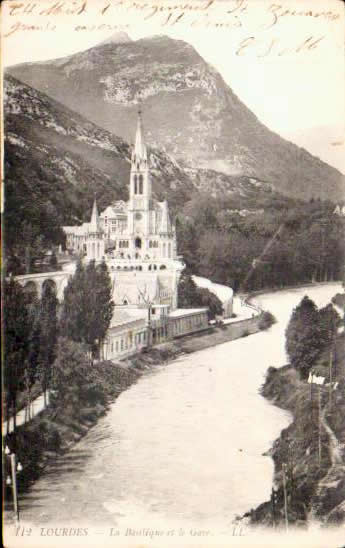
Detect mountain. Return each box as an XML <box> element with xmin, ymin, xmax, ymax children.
<box><xmin>2</xmin><ymin>74</ymin><xmax>193</xmax><ymax>264</ymax></box>
<box><xmin>97</xmin><ymin>31</ymin><xmax>132</xmax><ymax>46</ymax></box>
<box><xmin>6</xmin><ymin>35</ymin><xmax>345</xmax><ymax>201</ymax></box>
<box><xmin>4</xmin><ymin>75</ymin><xmax>276</xmax><ymax>265</ymax></box>
<box><xmin>4</xmin><ymin>74</ymin><xmax>198</xmax><ymax>213</ymax></box>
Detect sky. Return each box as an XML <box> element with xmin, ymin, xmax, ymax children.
<box><xmin>2</xmin><ymin>0</ymin><xmax>345</xmax><ymax>173</ymax></box>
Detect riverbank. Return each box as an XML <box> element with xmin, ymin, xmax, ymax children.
<box><xmin>246</xmin><ymin>332</ymin><xmax>345</xmax><ymax>528</ymax></box>
<box><xmin>4</xmin><ymin>305</ymin><xmax>271</xmax><ymax>516</ymax></box>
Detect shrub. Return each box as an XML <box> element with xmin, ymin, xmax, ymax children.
<box><xmin>259</xmin><ymin>310</ymin><xmax>276</xmax><ymax>330</ymax></box>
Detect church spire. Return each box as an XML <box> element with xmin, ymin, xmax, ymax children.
<box><xmin>159</xmin><ymin>200</ymin><xmax>171</xmax><ymax>233</ymax></box>
<box><xmin>133</xmin><ymin>107</ymin><xmax>147</xmax><ymax>160</ymax></box>
<box><xmin>89</xmin><ymin>196</ymin><xmax>100</xmax><ymax>232</ymax></box>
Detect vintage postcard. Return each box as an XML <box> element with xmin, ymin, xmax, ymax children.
<box><xmin>2</xmin><ymin>0</ymin><xmax>345</xmax><ymax>546</ymax></box>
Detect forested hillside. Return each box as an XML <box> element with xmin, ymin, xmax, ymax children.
<box><xmin>177</xmin><ymin>194</ymin><xmax>345</xmax><ymax>291</ymax></box>
<box><xmin>4</xmin><ymin>75</ymin><xmax>345</xmax><ymax>290</ymax></box>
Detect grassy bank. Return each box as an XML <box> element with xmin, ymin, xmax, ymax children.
<box><xmin>246</xmin><ymin>333</ymin><xmax>345</xmax><ymax>528</ymax></box>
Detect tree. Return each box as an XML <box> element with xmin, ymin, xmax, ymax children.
<box><xmin>194</xmin><ymin>287</ymin><xmax>223</xmax><ymax>320</ymax></box>
<box><xmin>25</xmin><ymin>291</ymin><xmax>41</xmax><ymax>419</ymax></box>
<box><xmin>178</xmin><ymin>270</ymin><xmax>199</xmax><ymax>308</ymax></box>
<box><xmin>51</xmin><ymin>337</ymin><xmax>107</xmax><ymax>419</ymax></box>
<box><xmin>60</xmin><ymin>259</ymin><xmax>86</xmax><ymax>344</ymax></box>
<box><xmin>86</xmin><ymin>259</ymin><xmax>114</xmax><ymax>357</ymax></box>
<box><xmin>3</xmin><ymin>279</ymin><xmax>31</xmax><ymax>431</ymax></box>
<box><xmin>178</xmin><ymin>271</ymin><xmax>223</xmax><ymax>320</ymax></box>
<box><xmin>285</xmin><ymin>296</ymin><xmax>322</xmax><ymax>379</ymax></box>
<box><xmin>318</xmin><ymin>304</ymin><xmax>341</xmax><ymax>350</ymax></box>
<box><xmin>60</xmin><ymin>259</ymin><xmax>114</xmax><ymax>359</ymax></box>
<box><xmin>38</xmin><ymin>283</ymin><xmax>58</xmax><ymax>404</ymax></box>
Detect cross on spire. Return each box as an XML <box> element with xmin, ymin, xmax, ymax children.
<box><xmin>134</xmin><ymin>106</ymin><xmax>147</xmax><ymax>160</ymax></box>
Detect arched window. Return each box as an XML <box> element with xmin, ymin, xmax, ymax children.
<box><xmin>135</xmin><ymin>237</ymin><xmax>142</xmax><ymax>249</ymax></box>
<box><xmin>139</xmin><ymin>174</ymin><xmax>143</xmax><ymax>194</ymax></box>
<box><xmin>160</xmin><ymin>265</ymin><xmax>166</xmax><ymax>270</ymax></box>
<box><xmin>134</xmin><ymin>175</ymin><xmax>137</xmax><ymax>194</ymax></box>
<box><xmin>163</xmin><ymin>243</ymin><xmax>166</xmax><ymax>257</ymax></box>
<box><xmin>168</xmin><ymin>243</ymin><xmax>171</xmax><ymax>258</ymax></box>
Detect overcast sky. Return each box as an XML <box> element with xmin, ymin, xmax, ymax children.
<box><xmin>3</xmin><ymin>0</ymin><xmax>345</xmax><ymax>173</ymax></box>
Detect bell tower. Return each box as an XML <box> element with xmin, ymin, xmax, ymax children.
<box><xmin>128</xmin><ymin>109</ymin><xmax>151</xmax><ymax>235</ymax></box>
<box><xmin>129</xmin><ymin>109</ymin><xmax>151</xmax><ymax>209</ymax></box>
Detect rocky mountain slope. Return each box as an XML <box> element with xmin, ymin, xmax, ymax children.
<box><xmin>4</xmin><ymin>74</ymin><xmax>197</xmax><ymax>218</ymax></box>
<box><xmin>4</xmin><ymin>74</ymin><xmax>277</xmax><ymax>264</ymax></box>
<box><xmin>6</xmin><ymin>35</ymin><xmax>345</xmax><ymax>201</ymax></box>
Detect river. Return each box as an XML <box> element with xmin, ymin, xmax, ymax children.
<box><xmin>15</xmin><ymin>283</ymin><xmax>342</xmax><ymax>539</ymax></box>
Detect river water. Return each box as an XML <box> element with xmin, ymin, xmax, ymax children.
<box><xmin>16</xmin><ymin>283</ymin><xmax>341</xmax><ymax>538</ymax></box>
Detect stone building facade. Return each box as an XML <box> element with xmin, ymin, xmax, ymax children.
<box><xmin>63</xmin><ymin>111</ymin><xmax>218</xmax><ymax>362</ymax></box>
<box><xmin>63</xmin><ymin>111</ymin><xmax>183</xmax><ymax>309</ymax></box>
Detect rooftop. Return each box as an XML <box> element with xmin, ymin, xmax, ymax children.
<box><xmin>169</xmin><ymin>308</ymin><xmax>208</xmax><ymax>318</ymax></box>
<box><xmin>109</xmin><ymin>306</ymin><xmax>147</xmax><ymax>328</ymax></box>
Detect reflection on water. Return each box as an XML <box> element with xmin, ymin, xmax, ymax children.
<box><xmin>18</xmin><ymin>284</ymin><xmax>341</xmax><ymax>530</ymax></box>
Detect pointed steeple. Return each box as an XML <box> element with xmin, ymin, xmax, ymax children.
<box><xmin>89</xmin><ymin>196</ymin><xmax>100</xmax><ymax>232</ymax></box>
<box><xmin>159</xmin><ymin>200</ymin><xmax>171</xmax><ymax>233</ymax></box>
<box><xmin>133</xmin><ymin>107</ymin><xmax>147</xmax><ymax>160</ymax></box>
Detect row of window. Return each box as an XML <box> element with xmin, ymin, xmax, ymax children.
<box><xmin>149</xmin><ymin>241</ymin><xmax>159</xmax><ymax>248</ymax></box>
<box><xmin>172</xmin><ymin>314</ymin><xmax>204</xmax><ymax>334</ymax></box>
<box><xmin>104</xmin><ymin>218</ymin><xmax>127</xmax><ymax>227</ymax></box>
<box><xmin>152</xmin><ymin>326</ymin><xmax>168</xmax><ymax>341</ymax></box>
<box><xmin>108</xmin><ymin>264</ymin><xmax>167</xmax><ymax>272</ymax></box>
<box><xmin>110</xmin><ymin>330</ymin><xmax>147</xmax><ymax>355</ymax></box>
<box><xmin>119</xmin><ymin>241</ymin><xmax>129</xmax><ymax>248</ymax></box>
<box><xmin>108</xmin><ymin>314</ymin><xmax>206</xmax><ymax>358</ymax></box>
<box><xmin>110</xmin><ymin>265</ymin><xmax>143</xmax><ymax>271</ymax></box>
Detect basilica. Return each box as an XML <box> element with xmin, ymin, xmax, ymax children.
<box><xmin>63</xmin><ymin>111</ymin><xmax>182</xmax><ymax>309</ymax></box>
<box><xmin>63</xmin><ymin>111</ymin><xmax>211</xmax><ymax>359</ymax></box>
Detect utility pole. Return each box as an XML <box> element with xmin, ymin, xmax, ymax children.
<box><xmin>310</xmin><ymin>368</ymin><xmax>314</xmax><ymax>424</ymax></box>
<box><xmin>10</xmin><ymin>454</ymin><xmax>19</xmax><ymax>523</ymax></box>
<box><xmin>5</xmin><ymin>446</ymin><xmax>22</xmax><ymax>524</ymax></box>
<box><xmin>147</xmin><ymin>302</ymin><xmax>152</xmax><ymax>348</ymax></box>
<box><xmin>329</xmin><ymin>347</ymin><xmax>333</xmax><ymax>410</ymax></box>
<box><xmin>282</xmin><ymin>463</ymin><xmax>289</xmax><ymax>532</ymax></box>
<box><xmin>318</xmin><ymin>386</ymin><xmax>322</xmax><ymax>468</ymax></box>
